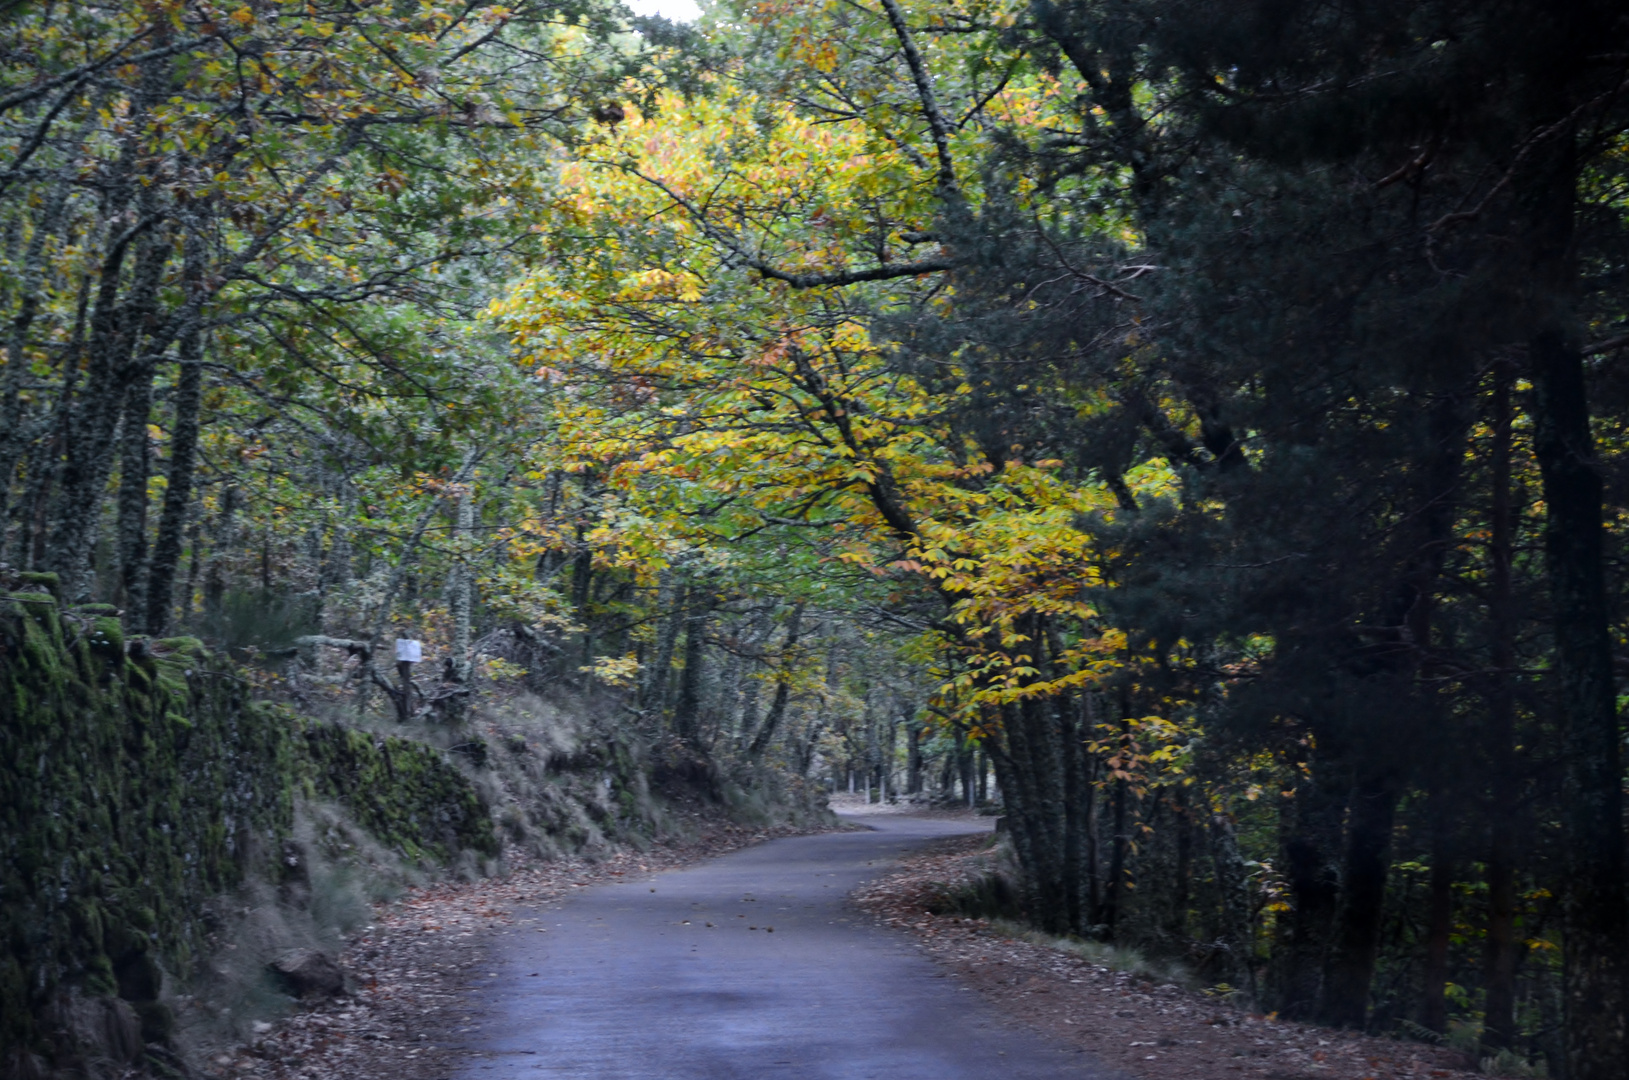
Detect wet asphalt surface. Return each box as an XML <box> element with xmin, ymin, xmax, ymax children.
<box><xmin>449</xmin><ymin>815</ymin><xmax>1119</xmax><ymax>1079</ymax></box>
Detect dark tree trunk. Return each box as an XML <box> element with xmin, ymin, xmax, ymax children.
<box><xmin>1318</xmin><ymin>776</ymin><xmax>1397</xmax><ymax>1029</ymax></box>
<box><xmin>203</xmin><ymin>485</ymin><xmax>238</xmax><ymax>625</ymax></box>
<box><xmin>1270</xmin><ymin>764</ymin><xmax>1347</xmax><ymax>1019</ymax></box>
<box><xmin>49</xmin><ymin>221</ymin><xmax>170</xmax><ymax>597</ymax></box>
<box><xmin>672</xmin><ymin>595</ymin><xmax>708</xmax><ymax>746</ymax></box>
<box><xmin>1482</xmin><ymin>362</ymin><xmax>1521</xmax><ymax>1053</ymax></box>
<box><xmin>1209</xmin><ymin>809</ymin><xmax>1255</xmax><ymax>994</ymax></box>
<box><xmin>1522</xmin><ymin>149</ymin><xmax>1628</xmax><ymax>1076</ymax></box>
<box><xmin>11</xmin><ymin>284</ymin><xmax>85</xmax><ymax>569</ymax></box>
<box><xmin>1531</xmin><ymin>321</ymin><xmax>1628</xmax><ymax>1080</ymax></box>
<box><xmin>1019</xmin><ymin>690</ymin><xmax>1069</xmax><ymax>933</ymax></box>
<box><xmin>1169</xmin><ymin>783</ymin><xmax>1193</xmax><ymax>943</ymax></box>
<box><xmin>1420</xmin><ymin>794</ymin><xmax>1455</xmax><ymax>1035</ymax></box>
<box><xmin>115</xmin><ymin>358</ymin><xmax>154</xmax><ymax>618</ymax></box>
<box><xmin>994</xmin><ymin>702</ymin><xmax>1056</xmax><ymax>925</ymax></box>
<box><xmin>1083</xmin><ymin>749</ymin><xmax>1101</xmax><ymax>929</ymax></box>
<box><xmin>1061</xmin><ymin>695</ymin><xmax>1086</xmax><ymax>935</ymax></box>
<box><xmin>907</xmin><ymin>721</ymin><xmax>923</xmax><ymax>794</ymax></box>
<box><xmin>144</xmin><ymin>328</ymin><xmax>202</xmax><ymax>636</ymax></box>
<box><xmin>569</xmin><ymin>535</ymin><xmax>594</xmax><ymax>673</ymax></box>
<box><xmin>1101</xmin><ymin>773</ymin><xmax>1129</xmax><ymax>937</ymax></box>
<box><xmin>0</xmin><ymin>168</ymin><xmax>76</xmax><ymax>525</ymax></box>
<box><xmin>1522</xmin><ymin>122</ymin><xmax>1628</xmax><ymax>1079</ymax></box>
<box><xmin>640</xmin><ymin>572</ymin><xmax>683</xmax><ymax>717</ymax></box>
<box><xmin>747</xmin><ymin>603</ymin><xmax>803</xmax><ymax>757</ymax></box>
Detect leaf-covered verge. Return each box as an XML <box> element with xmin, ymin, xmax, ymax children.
<box><xmin>851</xmin><ymin>832</ymin><xmax>1486</xmax><ymax>1080</ymax></box>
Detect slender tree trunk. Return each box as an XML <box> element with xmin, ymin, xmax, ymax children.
<box><xmin>641</xmin><ymin>571</ymin><xmax>683</xmax><ymax>717</ymax></box>
<box><xmin>11</xmin><ymin>279</ymin><xmax>86</xmax><ymax>568</ymax></box>
<box><xmin>748</xmin><ymin>602</ymin><xmax>803</xmax><ymax>758</ymax></box>
<box><xmin>569</xmin><ymin>537</ymin><xmax>594</xmax><ymax>674</ymax></box>
<box><xmin>672</xmin><ymin>594</ymin><xmax>708</xmax><ymax>746</ymax></box>
<box><xmin>439</xmin><ymin>467</ymin><xmax>476</xmax><ymax>723</ymax></box>
<box><xmin>1084</xmin><ymin>746</ymin><xmax>1101</xmax><ymax>926</ymax></box>
<box><xmin>1209</xmin><ymin>809</ymin><xmax>1256</xmax><ymax>995</ymax></box>
<box><xmin>448</xmin><ymin>472</ymin><xmax>475</xmax><ymax>682</ymax></box>
<box><xmin>907</xmin><ymin>720</ymin><xmax>922</xmax><ymax>794</ymax></box>
<box><xmin>1170</xmin><ymin>783</ymin><xmax>1193</xmax><ymax>943</ymax></box>
<box><xmin>203</xmin><ymin>485</ymin><xmax>237</xmax><ymax>625</ymax></box>
<box><xmin>144</xmin><ymin>327</ymin><xmax>202</xmax><ymax>636</ymax></box>
<box><xmin>1482</xmin><ymin>362</ymin><xmax>1521</xmax><ymax>1052</ymax></box>
<box><xmin>0</xmin><ymin>166</ymin><xmax>76</xmax><ymax>525</ymax></box>
<box><xmin>115</xmin><ymin>357</ymin><xmax>154</xmax><ymax>617</ymax></box>
<box><xmin>1102</xmin><ymin>773</ymin><xmax>1129</xmax><ymax>937</ymax></box>
<box><xmin>49</xmin><ymin>221</ymin><xmax>170</xmax><ymax>597</ymax></box>
<box><xmin>1271</xmin><ymin>763</ymin><xmax>1347</xmax><ymax>1019</ymax></box>
<box><xmin>1061</xmin><ymin>695</ymin><xmax>1085</xmax><ymax>935</ymax></box>
<box><xmin>1420</xmin><ymin>794</ymin><xmax>1455</xmax><ymax>1035</ymax></box>
<box><xmin>1318</xmin><ymin>775</ymin><xmax>1397</xmax><ymax>1029</ymax></box>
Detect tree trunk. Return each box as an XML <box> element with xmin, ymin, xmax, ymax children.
<box><xmin>748</xmin><ymin>603</ymin><xmax>804</xmax><ymax>758</ymax></box>
<box><xmin>0</xmin><ymin>166</ymin><xmax>76</xmax><ymax>526</ymax></box>
<box><xmin>672</xmin><ymin>593</ymin><xmax>708</xmax><ymax>746</ymax></box>
<box><xmin>907</xmin><ymin>720</ymin><xmax>923</xmax><ymax>794</ymax></box>
<box><xmin>1318</xmin><ymin>776</ymin><xmax>1397</xmax><ymax>1029</ymax></box>
<box><xmin>1013</xmin><ymin>690</ymin><xmax>1069</xmax><ymax>934</ymax></box>
<box><xmin>1209</xmin><ymin>810</ymin><xmax>1256</xmax><ymax>995</ymax></box>
<box><xmin>1524</xmin><ymin>129</ymin><xmax>1627</xmax><ymax>1080</ymax></box>
<box><xmin>449</xmin><ymin>473</ymin><xmax>475</xmax><ymax>682</ymax></box>
<box><xmin>640</xmin><ymin>571</ymin><xmax>683</xmax><ymax>717</ymax></box>
<box><xmin>115</xmin><ymin>358</ymin><xmax>154</xmax><ymax>618</ymax></box>
<box><xmin>11</xmin><ymin>280</ymin><xmax>86</xmax><ymax>569</ymax></box>
<box><xmin>1061</xmin><ymin>695</ymin><xmax>1086</xmax><ymax>935</ymax></box>
<box><xmin>1482</xmin><ymin>362</ymin><xmax>1521</xmax><ymax>1053</ymax></box>
<box><xmin>1101</xmin><ymin>773</ymin><xmax>1129</xmax><ymax>937</ymax></box>
<box><xmin>1169</xmin><ymin>783</ymin><xmax>1193</xmax><ymax>943</ymax></box>
<box><xmin>440</xmin><ymin>466</ymin><xmax>476</xmax><ymax>723</ymax></box>
<box><xmin>143</xmin><ymin>325</ymin><xmax>202</xmax><ymax>636</ymax></box>
<box><xmin>1420</xmin><ymin>795</ymin><xmax>1455</xmax><ymax>1035</ymax></box>
<box><xmin>1531</xmin><ymin>322</ymin><xmax>1628</xmax><ymax>1080</ymax></box>
<box><xmin>1270</xmin><ymin>764</ymin><xmax>1347</xmax><ymax>1019</ymax></box>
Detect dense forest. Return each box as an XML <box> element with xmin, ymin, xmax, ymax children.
<box><xmin>3</xmin><ymin>1</ymin><xmax>1629</xmax><ymax>1078</ymax></box>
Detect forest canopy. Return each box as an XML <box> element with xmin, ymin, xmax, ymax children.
<box><xmin>3</xmin><ymin>2</ymin><xmax>1629</xmax><ymax>1078</ymax></box>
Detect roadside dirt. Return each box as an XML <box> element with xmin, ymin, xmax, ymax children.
<box><xmin>851</xmin><ymin>833</ymin><xmax>1482</xmax><ymax>1080</ymax></box>
<box><xmin>209</xmin><ymin>809</ymin><xmax>849</xmax><ymax>1080</ymax></box>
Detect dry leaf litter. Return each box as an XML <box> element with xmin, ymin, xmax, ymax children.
<box><xmin>852</xmin><ymin>832</ymin><xmax>1482</xmax><ymax>1080</ymax></box>
<box><xmin>212</xmin><ymin>812</ymin><xmax>849</xmax><ymax>1080</ymax></box>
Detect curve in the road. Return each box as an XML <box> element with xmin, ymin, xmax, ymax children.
<box><xmin>449</xmin><ymin>815</ymin><xmax>1122</xmax><ymax>1079</ymax></box>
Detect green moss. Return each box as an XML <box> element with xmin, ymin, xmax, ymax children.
<box><xmin>0</xmin><ymin>596</ymin><xmax>496</xmax><ymax>1062</ymax></box>
<box><xmin>17</xmin><ymin>571</ymin><xmax>59</xmax><ymax>595</ymax></box>
<box><xmin>155</xmin><ymin>636</ymin><xmax>207</xmax><ymax>658</ymax></box>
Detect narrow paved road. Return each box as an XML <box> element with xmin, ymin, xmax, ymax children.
<box><xmin>450</xmin><ymin>816</ymin><xmax>1119</xmax><ymax>1079</ymax></box>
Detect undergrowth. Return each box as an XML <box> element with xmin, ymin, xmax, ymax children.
<box><xmin>988</xmin><ymin>919</ymin><xmax>1198</xmax><ymax>989</ymax></box>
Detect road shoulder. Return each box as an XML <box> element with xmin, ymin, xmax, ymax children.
<box><xmin>222</xmin><ymin>813</ymin><xmax>849</xmax><ymax>1080</ymax></box>
<box><xmin>852</xmin><ymin>832</ymin><xmax>1482</xmax><ymax>1080</ymax></box>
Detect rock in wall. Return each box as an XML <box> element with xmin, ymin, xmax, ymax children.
<box><xmin>0</xmin><ymin>575</ymin><xmax>495</xmax><ymax>1077</ymax></box>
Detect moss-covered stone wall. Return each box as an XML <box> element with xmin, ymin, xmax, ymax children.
<box><xmin>300</xmin><ymin>723</ymin><xmax>497</xmax><ymax>865</ymax></box>
<box><xmin>0</xmin><ymin>576</ymin><xmax>495</xmax><ymax>1074</ymax></box>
